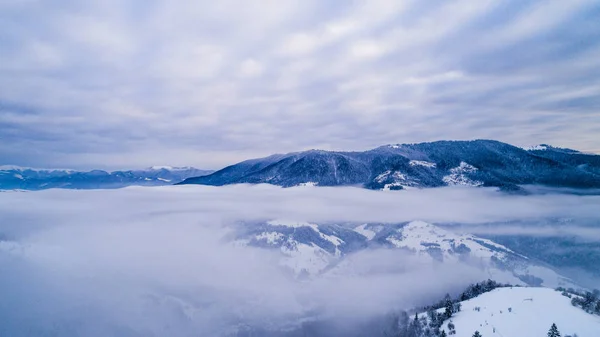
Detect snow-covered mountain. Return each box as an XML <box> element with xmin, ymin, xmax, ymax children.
<box><xmin>429</xmin><ymin>287</ymin><xmax>600</xmax><ymax>337</ymax></box>
<box><xmin>232</xmin><ymin>220</ymin><xmax>575</xmax><ymax>288</ymax></box>
<box><xmin>179</xmin><ymin>140</ymin><xmax>600</xmax><ymax>191</ymax></box>
<box><xmin>0</xmin><ymin>165</ymin><xmax>213</xmax><ymax>190</ymax></box>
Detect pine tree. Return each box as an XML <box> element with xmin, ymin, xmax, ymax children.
<box><xmin>448</xmin><ymin>321</ymin><xmax>456</xmax><ymax>335</ymax></box>
<box><xmin>473</xmin><ymin>331</ymin><xmax>482</xmax><ymax>337</ymax></box>
<box><xmin>443</xmin><ymin>293</ymin><xmax>454</xmax><ymax>318</ymax></box>
<box><xmin>548</xmin><ymin>323</ymin><xmax>561</xmax><ymax>337</ymax></box>
<box><xmin>440</xmin><ymin>330</ymin><xmax>447</xmax><ymax>337</ymax></box>
<box><xmin>444</xmin><ymin>304</ymin><xmax>453</xmax><ymax>318</ymax></box>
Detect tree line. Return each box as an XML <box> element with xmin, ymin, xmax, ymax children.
<box><xmin>388</xmin><ymin>279</ymin><xmax>512</xmax><ymax>337</ymax></box>
<box><xmin>556</xmin><ymin>287</ymin><xmax>600</xmax><ymax>316</ymax></box>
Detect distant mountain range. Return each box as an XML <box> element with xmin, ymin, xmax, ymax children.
<box><xmin>0</xmin><ymin>166</ymin><xmax>213</xmax><ymax>190</ymax></box>
<box><xmin>180</xmin><ymin>140</ymin><xmax>600</xmax><ymax>191</ymax></box>
<box><xmin>4</xmin><ymin>140</ymin><xmax>599</xmax><ymax>191</ymax></box>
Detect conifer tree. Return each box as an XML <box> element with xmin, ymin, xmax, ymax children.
<box><xmin>473</xmin><ymin>331</ymin><xmax>482</xmax><ymax>337</ymax></box>
<box><xmin>548</xmin><ymin>323</ymin><xmax>561</xmax><ymax>337</ymax></box>
<box><xmin>444</xmin><ymin>294</ymin><xmax>454</xmax><ymax>318</ymax></box>
<box><xmin>447</xmin><ymin>322</ymin><xmax>456</xmax><ymax>335</ymax></box>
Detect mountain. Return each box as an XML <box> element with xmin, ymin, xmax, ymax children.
<box><xmin>232</xmin><ymin>220</ymin><xmax>576</xmax><ymax>288</ymax></box>
<box><xmin>230</xmin><ymin>219</ymin><xmax>594</xmax><ymax>336</ymax></box>
<box><xmin>424</xmin><ymin>287</ymin><xmax>600</xmax><ymax>337</ymax></box>
<box><xmin>0</xmin><ymin>165</ymin><xmax>213</xmax><ymax>190</ymax></box>
<box><xmin>231</xmin><ymin>282</ymin><xmax>600</xmax><ymax>337</ymax></box>
<box><xmin>179</xmin><ymin>140</ymin><xmax>600</xmax><ymax>191</ymax></box>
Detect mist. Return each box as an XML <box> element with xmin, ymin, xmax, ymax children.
<box><xmin>1</xmin><ymin>185</ymin><xmax>599</xmax><ymax>336</ymax></box>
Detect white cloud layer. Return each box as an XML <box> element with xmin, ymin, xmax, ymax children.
<box><xmin>1</xmin><ymin>185</ymin><xmax>599</xmax><ymax>335</ymax></box>
<box><xmin>0</xmin><ymin>0</ymin><xmax>599</xmax><ymax>169</ymax></box>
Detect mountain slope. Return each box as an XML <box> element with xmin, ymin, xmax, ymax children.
<box><xmin>232</xmin><ymin>220</ymin><xmax>575</xmax><ymax>288</ymax></box>
<box><xmin>182</xmin><ymin>150</ymin><xmax>372</xmax><ymax>187</ymax></box>
<box><xmin>179</xmin><ymin>140</ymin><xmax>600</xmax><ymax>190</ymax></box>
<box><xmin>0</xmin><ymin>166</ymin><xmax>213</xmax><ymax>190</ymax></box>
<box><xmin>435</xmin><ymin>287</ymin><xmax>600</xmax><ymax>337</ymax></box>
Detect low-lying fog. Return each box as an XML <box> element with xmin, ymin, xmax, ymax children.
<box><xmin>1</xmin><ymin>185</ymin><xmax>599</xmax><ymax>336</ymax></box>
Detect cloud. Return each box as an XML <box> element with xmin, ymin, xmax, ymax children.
<box><xmin>456</xmin><ymin>224</ymin><xmax>600</xmax><ymax>242</ymax></box>
<box><xmin>1</xmin><ymin>0</ymin><xmax>600</xmax><ymax>169</ymax></box>
<box><xmin>238</xmin><ymin>59</ymin><xmax>264</xmax><ymax>78</ymax></box>
<box><xmin>1</xmin><ymin>186</ymin><xmax>600</xmax><ymax>335</ymax></box>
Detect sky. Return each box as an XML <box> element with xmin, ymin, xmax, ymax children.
<box><xmin>1</xmin><ymin>0</ymin><xmax>599</xmax><ymax>170</ymax></box>
<box><xmin>1</xmin><ymin>185</ymin><xmax>599</xmax><ymax>335</ymax></box>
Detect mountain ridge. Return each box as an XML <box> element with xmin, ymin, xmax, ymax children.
<box><xmin>232</xmin><ymin>219</ymin><xmax>576</xmax><ymax>289</ymax></box>
<box><xmin>0</xmin><ymin>166</ymin><xmax>214</xmax><ymax>190</ymax></box>
<box><xmin>179</xmin><ymin>139</ymin><xmax>600</xmax><ymax>190</ymax></box>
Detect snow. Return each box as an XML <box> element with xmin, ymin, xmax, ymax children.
<box><xmin>320</xmin><ymin>232</ymin><xmax>344</xmax><ymax>247</ymax></box>
<box><xmin>255</xmin><ymin>232</ymin><xmax>285</xmax><ymax>244</ymax></box>
<box><xmin>0</xmin><ymin>165</ymin><xmax>75</xmax><ymax>173</ymax></box>
<box><xmin>279</xmin><ymin>241</ymin><xmax>332</xmax><ymax>276</ymax></box>
<box><xmin>0</xmin><ymin>165</ymin><xmax>24</xmax><ymax>170</ymax></box>
<box><xmin>247</xmin><ymin>225</ymin><xmax>337</xmax><ymax>275</ymax></box>
<box><xmin>149</xmin><ymin>166</ymin><xmax>174</xmax><ymax>170</ymax></box>
<box><xmin>439</xmin><ymin>287</ymin><xmax>600</xmax><ymax>337</ymax></box>
<box><xmin>254</xmin><ymin>219</ymin><xmax>347</xmax><ymax>275</ymax></box>
<box><xmin>241</xmin><ymin>220</ymin><xmax>574</xmax><ymax>286</ymax></box>
<box><xmin>377</xmin><ymin>170</ymin><xmax>419</xmax><ymax>190</ymax></box>
<box><xmin>265</xmin><ymin>219</ymin><xmax>344</xmax><ymax>248</ymax></box>
<box><xmin>354</xmin><ymin>224</ymin><xmax>377</xmax><ymax>240</ymax></box>
<box><xmin>393</xmin><ymin>172</ymin><xmax>407</xmax><ymax>180</ymax></box>
<box><xmin>525</xmin><ymin>144</ymin><xmax>549</xmax><ymax>151</ymax></box>
<box><xmin>376</xmin><ymin>171</ymin><xmax>409</xmax><ymax>184</ymax></box>
<box><xmin>266</xmin><ymin>219</ymin><xmax>315</xmax><ymax>228</ymax></box>
<box><xmin>157</xmin><ymin>178</ymin><xmax>171</xmax><ymax>182</ymax></box>
<box><xmin>297</xmin><ymin>182</ymin><xmax>318</xmax><ymax>187</ymax></box>
<box><xmin>409</xmin><ymin>160</ymin><xmax>437</xmax><ymax>168</ymax></box>
<box><xmin>443</xmin><ymin>162</ymin><xmax>483</xmax><ymax>187</ymax></box>
<box><xmin>375</xmin><ymin>170</ymin><xmax>392</xmax><ymax>183</ymax></box>
<box><xmin>383</xmin><ymin>182</ymin><xmax>417</xmax><ymax>191</ymax></box>
<box><xmin>148</xmin><ymin>166</ymin><xmax>193</xmax><ymax>171</ymax></box>
<box><xmin>522</xmin><ymin>265</ymin><xmax>574</xmax><ymax>288</ymax></box>
<box><xmin>385</xmin><ymin>221</ymin><xmax>500</xmax><ymax>257</ymax></box>
<box><xmin>397</xmin><ymin>221</ymin><xmax>502</xmax><ymax>260</ymax></box>
<box><xmin>386</xmin><ymin>221</ymin><xmax>464</xmax><ymax>254</ymax></box>
<box><xmin>383</xmin><ymin>183</ymin><xmax>402</xmax><ymax>190</ymax></box>
<box><xmin>1</xmin><ymin>165</ymin><xmax>196</xmax><ymax>175</ymax></box>
<box><xmin>383</xmin><ymin>221</ymin><xmax>574</xmax><ymax>288</ymax></box>
<box><xmin>13</xmin><ymin>173</ymin><xmax>23</xmax><ymax>180</ymax></box>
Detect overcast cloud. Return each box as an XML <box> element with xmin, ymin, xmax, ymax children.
<box><xmin>0</xmin><ymin>0</ymin><xmax>599</xmax><ymax>169</ymax></box>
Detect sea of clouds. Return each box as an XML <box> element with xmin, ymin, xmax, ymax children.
<box><xmin>1</xmin><ymin>185</ymin><xmax>599</xmax><ymax>336</ymax></box>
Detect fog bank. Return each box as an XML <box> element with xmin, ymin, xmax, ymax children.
<box><xmin>1</xmin><ymin>185</ymin><xmax>599</xmax><ymax>336</ymax></box>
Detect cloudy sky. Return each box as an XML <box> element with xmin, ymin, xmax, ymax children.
<box><xmin>1</xmin><ymin>0</ymin><xmax>599</xmax><ymax>170</ymax></box>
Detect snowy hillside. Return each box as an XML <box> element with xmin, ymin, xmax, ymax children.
<box><xmin>437</xmin><ymin>287</ymin><xmax>600</xmax><ymax>337</ymax></box>
<box><xmin>233</xmin><ymin>220</ymin><xmax>575</xmax><ymax>288</ymax></box>
<box><xmin>179</xmin><ymin>139</ymin><xmax>600</xmax><ymax>190</ymax></box>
